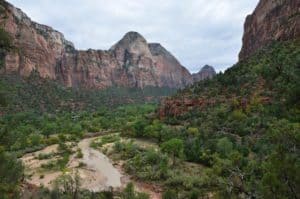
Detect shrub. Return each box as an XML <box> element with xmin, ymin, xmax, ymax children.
<box><xmin>161</xmin><ymin>138</ymin><xmax>184</xmax><ymax>166</ymax></box>
<box><xmin>76</xmin><ymin>149</ymin><xmax>83</xmax><ymax>158</ymax></box>
<box><xmin>162</xmin><ymin>189</ymin><xmax>178</xmax><ymax>199</ymax></box>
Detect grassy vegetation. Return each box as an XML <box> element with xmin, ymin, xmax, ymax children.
<box><xmin>40</xmin><ymin>142</ymin><xmax>73</xmax><ymax>171</ymax></box>
<box><xmin>91</xmin><ymin>134</ymin><xmax>121</xmax><ymax>148</ymax></box>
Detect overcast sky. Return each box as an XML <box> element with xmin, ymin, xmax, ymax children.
<box><xmin>9</xmin><ymin>0</ymin><xmax>259</xmax><ymax>73</ymax></box>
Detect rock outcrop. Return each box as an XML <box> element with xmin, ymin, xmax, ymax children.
<box><xmin>239</xmin><ymin>0</ymin><xmax>300</xmax><ymax>60</ymax></box>
<box><xmin>192</xmin><ymin>65</ymin><xmax>216</xmax><ymax>82</ymax></box>
<box><xmin>0</xmin><ymin>1</ymin><xmax>193</xmax><ymax>89</ymax></box>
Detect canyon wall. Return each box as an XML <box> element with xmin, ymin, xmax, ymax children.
<box><xmin>0</xmin><ymin>1</ymin><xmax>194</xmax><ymax>89</ymax></box>
<box><xmin>239</xmin><ymin>0</ymin><xmax>300</xmax><ymax>60</ymax></box>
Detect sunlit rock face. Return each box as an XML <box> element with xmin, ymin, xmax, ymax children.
<box><xmin>0</xmin><ymin>1</ymin><xmax>193</xmax><ymax>89</ymax></box>
<box><xmin>239</xmin><ymin>0</ymin><xmax>300</xmax><ymax>60</ymax></box>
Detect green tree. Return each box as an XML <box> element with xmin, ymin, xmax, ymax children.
<box><xmin>122</xmin><ymin>183</ymin><xmax>135</xmax><ymax>199</ymax></box>
<box><xmin>71</xmin><ymin>123</ymin><xmax>83</xmax><ymax>135</ymax></box>
<box><xmin>216</xmin><ymin>137</ymin><xmax>233</xmax><ymax>157</ymax></box>
<box><xmin>145</xmin><ymin>120</ymin><xmax>164</xmax><ymax>142</ymax></box>
<box><xmin>0</xmin><ymin>147</ymin><xmax>24</xmax><ymax>199</ymax></box>
<box><xmin>54</xmin><ymin>171</ymin><xmax>81</xmax><ymax>199</ymax></box>
<box><xmin>162</xmin><ymin>189</ymin><xmax>178</xmax><ymax>199</ymax></box>
<box><xmin>133</xmin><ymin>119</ymin><xmax>148</xmax><ymax>137</ymax></box>
<box><xmin>260</xmin><ymin>120</ymin><xmax>300</xmax><ymax>199</ymax></box>
<box><xmin>161</xmin><ymin>138</ymin><xmax>184</xmax><ymax>166</ymax></box>
<box><xmin>0</xmin><ymin>92</ymin><xmax>7</xmax><ymax>107</ymax></box>
<box><xmin>187</xmin><ymin>127</ymin><xmax>199</xmax><ymax>137</ymax></box>
<box><xmin>42</xmin><ymin>122</ymin><xmax>57</xmax><ymax>138</ymax></box>
<box><xmin>122</xmin><ymin>183</ymin><xmax>149</xmax><ymax>199</ymax></box>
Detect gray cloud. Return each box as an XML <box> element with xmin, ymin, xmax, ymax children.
<box><xmin>8</xmin><ymin>0</ymin><xmax>259</xmax><ymax>72</ymax></box>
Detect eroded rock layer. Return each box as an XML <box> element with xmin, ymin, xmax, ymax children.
<box><xmin>0</xmin><ymin>1</ymin><xmax>193</xmax><ymax>89</ymax></box>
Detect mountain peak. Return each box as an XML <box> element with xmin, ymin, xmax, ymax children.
<box><xmin>122</xmin><ymin>31</ymin><xmax>145</xmax><ymax>41</ymax></box>
<box><xmin>110</xmin><ymin>31</ymin><xmax>152</xmax><ymax>57</ymax></box>
<box><xmin>192</xmin><ymin>65</ymin><xmax>216</xmax><ymax>82</ymax></box>
<box><xmin>111</xmin><ymin>31</ymin><xmax>147</xmax><ymax>49</ymax></box>
<box><xmin>199</xmin><ymin>65</ymin><xmax>216</xmax><ymax>73</ymax></box>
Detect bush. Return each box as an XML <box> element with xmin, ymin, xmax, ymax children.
<box><xmin>95</xmin><ymin>134</ymin><xmax>120</xmax><ymax>147</ymax></box>
<box><xmin>121</xmin><ymin>183</ymin><xmax>149</xmax><ymax>199</ymax></box>
<box><xmin>0</xmin><ymin>148</ymin><xmax>23</xmax><ymax>198</ymax></box>
<box><xmin>216</xmin><ymin>137</ymin><xmax>233</xmax><ymax>158</ymax></box>
<box><xmin>125</xmin><ymin>149</ymin><xmax>169</xmax><ymax>181</ymax></box>
<box><xmin>76</xmin><ymin>149</ymin><xmax>83</xmax><ymax>158</ymax></box>
<box><xmin>161</xmin><ymin>138</ymin><xmax>184</xmax><ymax>166</ymax></box>
<box><xmin>37</xmin><ymin>153</ymin><xmax>53</xmax><ymax>160</ymax></box>
<box><xmin>162</xmin><ymin>189</ymin><xmax>178</xmax><ymax>199</ymax></box>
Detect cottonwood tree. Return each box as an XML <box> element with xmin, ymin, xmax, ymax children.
<box><xmin>161</xmin><ymin>138</ymin><xmax>184</xmax><ymax>166</ymax></box>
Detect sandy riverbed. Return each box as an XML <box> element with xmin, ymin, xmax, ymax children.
<box><xmin>21</xmin><ymin>136</ymin><xmax>161</xmax><ymax>198</ymax></box>
<box><xmin>21</xmin><ymin>137</ymin><xmax>122</xmax><ymax>192</ymax></box>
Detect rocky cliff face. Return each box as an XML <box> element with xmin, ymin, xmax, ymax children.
<box><xmin>239</xmin><ymin>0</ymin><xmax>300</xmax><ymax>60</ymax></box>
<box><xmin>0</xmin><ymin>1</ymin><xmax>75</xmax><ymax>79</ymax></box>
<box><xmin>192</xmin><ymin>65</ymin><xmax>216</xmax><ymax>82</ymax></box>
<box><xmin>159</xmin><ymin>0</ymin><xmax>300</xmax><ymax>118</ymax></box>
<box><xmin>0</xmin><ymin>1</ymin><xmax>193</xmax><ymax>89</ymax></box>
<box><xmin>148</xmin><ymin>43</ymin><xmax>193</xmax><ymax>88</ymax></box>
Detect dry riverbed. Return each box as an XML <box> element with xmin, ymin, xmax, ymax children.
<box><xmin>21</xmin><ymin>135</ymin><xmax>161</xmax><ymax>198</ymax></box>
<box><xmin>21</xmin><ymin>137</ymin><xmax>123</xmax><ymax>191</ymax></box>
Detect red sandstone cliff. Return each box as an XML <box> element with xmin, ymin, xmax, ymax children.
<box><xmin>239</xmin><ymin>0</ymin><xmax>300</xmax><ymax>60</ymax></box>
<box><xmin>0</xmin><ymin>1</ymin><xmax>193</xmax><ymax>89</ymax></box>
